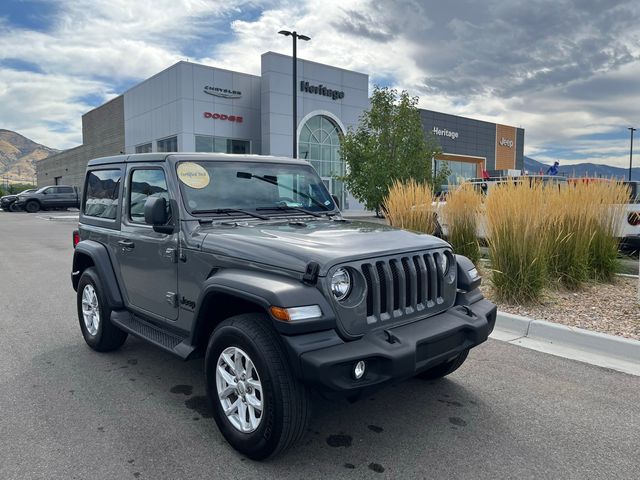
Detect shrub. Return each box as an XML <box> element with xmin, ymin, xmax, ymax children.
<box><xmin>485</xmin><ymin>180</ymin><xmax>550</xmax><ymax>303</ymax></box>
<box><xmin>442</xmin><ymin>183</ymin><xmax>482</xmax><ymax>264</ymax></box>
<box><xmin>383</xmin><ymin>179</ymin><xmax>438</xmax><ymax>234</ymax></box>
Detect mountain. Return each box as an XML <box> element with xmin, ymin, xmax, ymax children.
<box><xmin>524</xmin><ymin>156</ymin><xmax>640</xmax><ymax>181</ymax></box>
<box><xmin>0</xmin><ymin>130</ymin><xmax>59</xmax><ymax>183</ymax></box>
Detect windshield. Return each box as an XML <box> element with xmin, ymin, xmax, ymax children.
<box><xmin>176</xmin><ymin>161</ymin><xmax>336</xmax><ymax>214</ymax></box>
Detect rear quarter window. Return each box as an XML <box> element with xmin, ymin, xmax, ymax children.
<box><xmin>83</xmin><ymin>169</ymin><xmax>121</xmax><ymax>219</ymax></box>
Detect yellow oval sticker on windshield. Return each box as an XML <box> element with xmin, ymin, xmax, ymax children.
<box><xmin>177</xmin><ymin>162</ymin><xmax>210</xmax><ymax>189</ymax></box>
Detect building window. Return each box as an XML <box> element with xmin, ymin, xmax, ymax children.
<box><xmin>298</xmin><ymin>115</ymin><xmax>345</xmax><ymax>206</ymax></box>
<box><xmin>195</xmin><ymin>135</ymin><xmax>250</xmax><ymax>154</ymax></box>
<box><xmin>83</xmin><ymin>169</ymin><xmax>121</xmax><ymax>219</ymax></box>
<box><xmin>129</xmin><ymin>169</ymin><xmax>170</xmax><ymax>223</ymax></box>
<box><xmin>435</xmin><ymin>160</ymin><xmax>479</xmax><ymax>185</ymax></box>
<box><xmin>135</xmin><ymin>143</ymin><xmax>152</xmax><ymax>153</ymax></box>
<box><xmin>157</xmin><ymin>136</ymin><xmax>177</xmax><ymax>152</ymax></box>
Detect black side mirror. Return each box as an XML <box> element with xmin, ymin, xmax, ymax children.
<box><xmin>144</xmin><ymin>196</ymin><xmax>173</xmax><ymax>233</ymax></box>
<box><xmin>331</xmin><ymin>194</ymin><xmax>340</xmax><ymax>209</ymax></box>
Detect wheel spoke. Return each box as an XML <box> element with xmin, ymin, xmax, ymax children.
<box><xmin>217</xmin><ymin>365</ymin><xmax>236</xmax><ymax>386</ymax></box>
<box><xmin>224</xmin><ymin>399</ymin><xmax>239</xmax><ymax>416</ymax></box>
<box><xmin>218</xmin><ymin>385</ymin><xmax>235</xmax><ymax>401</ymax></box>
<box><xmin>245</xmin><ymin>393</ymin><xmax>262</xmax><ymax>411</ymax></box>
<box><xmin>248</xmin><ymin>404</ymin><xmax>258</xmax><ymax>428</ymax></box>
<box><xmin>221</xmin><ymin>352</ymin><xmax>236</xmax><ymax>374</ymax></box>
<box><xmin>237</xmin><ymin>400</ymin><xmax>248</xmax><ymax>431</ymax></box>
<box><xmin>246</xmin><ymin>379</ymin><xmax>261</xmax><ymax>390</ymax></box>
<box><xmin>234</xmin><ymin>351</ymin><xmax>244</xmax><ymax>378</ymax></box>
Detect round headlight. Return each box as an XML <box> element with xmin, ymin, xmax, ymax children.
<box><xmin>438</xmin><ymin>253</ymin><xmax>450</xmax><ymax>275</ymax></box>
<box><xmin>331</xmin><ymin>268</ymin><xmax>351</xmax><ymax>301</ymax></box>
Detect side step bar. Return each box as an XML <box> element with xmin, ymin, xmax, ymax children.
<box><xmin>111</xmin><ymin>310</ymin><xmax>196</xmax><ymax>360</ymax></box>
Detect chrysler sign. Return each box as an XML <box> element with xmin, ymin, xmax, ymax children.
<box><xmin>204</xmin><ymin>85</ymin><xmax>242</xmax><ymax>99</ymax></box>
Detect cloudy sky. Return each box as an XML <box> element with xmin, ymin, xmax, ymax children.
<box><xmin>1</xmin><ymin>0</ymin><xmax>639</xmax><ymax>167</ymax></box>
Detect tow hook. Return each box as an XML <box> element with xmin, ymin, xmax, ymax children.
<box><xmin>459</xmin><ymin>305</ymin><xmax>475</xmax><ymax>317</ymax></box>
<box><xmin>383</xmin><ymin>329</ymin><xmax>400</xmax><ymax>344</ymax></box>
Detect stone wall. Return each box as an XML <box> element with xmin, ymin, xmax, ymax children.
<box><xmin>37</xmin><ymin>96</ymin><xmax>124</xmax><ymax>192</ymax></box>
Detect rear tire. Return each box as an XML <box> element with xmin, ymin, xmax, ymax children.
<box><xmin>205</xmin><ymin>313</ymin><xmax>310</xmax><ymax>460</ymax></box>
<box><xmin>76</xmin><ymin>267</ymin><xmax>128</xmax><ymax>352</ymax></box>
<box><xmin>25</xmin><ymin>200</ymin><xmax>40</xmax><ymax>213</ymax></box>
<box><xmin>415</xmin><ymin>349</ymin><xmax>469</xmax><ymax>380</ymax></box>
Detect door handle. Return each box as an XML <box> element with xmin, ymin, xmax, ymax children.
<box><xmin>118</xmin><ymin>239</ymin><xmax>135</xmax><ymax>249</ymax></box>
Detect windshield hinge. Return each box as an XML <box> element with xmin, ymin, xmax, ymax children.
<box><xmin>302</xmin><ymin>262</ymin><xmax>320</xmax><ymax>285</ymax></box>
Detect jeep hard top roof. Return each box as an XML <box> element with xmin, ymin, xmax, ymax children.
<box><xmin>87</xmin><ymin>152</ymin><xmax>311</xmax><ymax>167</ymax></box>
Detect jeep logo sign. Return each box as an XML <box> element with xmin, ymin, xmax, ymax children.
<box><xmin>499</xmin><ymin>137</ymin><xmax>514</xmax><ymax>148</ymax></box>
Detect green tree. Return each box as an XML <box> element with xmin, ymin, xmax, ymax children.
<box><xmin>340</xmin><ymin>86</ymin><xmax>447</xmax><ymax>214</ymax></box>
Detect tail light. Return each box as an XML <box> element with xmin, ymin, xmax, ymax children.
<box><xmin>73</xmin><ymin>230</ymin><xmax>80</xmax><ymax>248</ymax></box>
<box><xmin>628</xmin><ymin>212</ymin><xmax>640</xmax><ymax>227</ymax></box>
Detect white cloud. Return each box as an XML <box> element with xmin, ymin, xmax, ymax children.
<box><xmin>0</xmin><ymin>0</ymin><xmax>639</xmax><ymax>167</ymax></box>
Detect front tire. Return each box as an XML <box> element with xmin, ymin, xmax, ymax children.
<box><xmin>415</xmin><ymin>349</ymin><xmax>469</xmax><ymax>380</ymax></box>
<box><xmin>9</xmin><ymin>202</ymin><xmax>21</xmax><ymax>212</ymax></box>
<box><xmin>205</xmin><ymin>313</ymin><xmax>310</xmax><ymax>460</ymax></box>
<box><xmin>76</xmin><ymin>267</ymin><xmax>127</xmax><ymax>352</ymax></box>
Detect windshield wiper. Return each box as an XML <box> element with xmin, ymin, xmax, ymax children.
<box><xmin>191</xmin><ymin>208</ymin><xmax>269</xmax><ymax>220</ymax></box>
<box><xmin>256</xmin><ymin>205</ymin><xmax>322</xmax><ymax>217</ymax></box>
<box><xmin>237</xmin><ymin>171</ymin><xmax>331</xmax><ymax>211</ymax></box>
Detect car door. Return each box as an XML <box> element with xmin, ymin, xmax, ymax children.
<box><xmin>56</xmin><ymin>186</ymin><xmax>75</xmax><ymax>207</ymax></box>
<box><xmin>115</xmin><ymin>165</ymin><xmax>179</xmax><ymax>321</ymax></box>
<box><xmin>41</xmin><ymin>187</ymin><xmax>61</xmax><ymax>207</ymax></box>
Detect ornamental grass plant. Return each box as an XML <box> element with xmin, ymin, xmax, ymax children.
<box><xmin>583</xmin><ymin>181</ymin><xmax>629</xmax><ymax>281</ymax></box>
<box><xmin>442</xmin><ymin>182</ymin><xmax>482</xmax><ymax>264</ymax></box>
<box><xmin>383</xmin><ymin>179</ymin><xmax>438</xmax><ymax>234</ymax></box>
<box><xmin>485</xmin><ymin>180</ymin><xmax>550</xmax><ymax>303</ymax></box>
<box><xmin>546</xmin><ymin>183</ymin><xmax>594</xmax><ymax>289</ymax></box>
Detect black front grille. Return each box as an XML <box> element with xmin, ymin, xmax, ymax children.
<box><xmin>361</xmin><ymin>252</ymin><xmax>445</xmax><ymax>323</ymax></box>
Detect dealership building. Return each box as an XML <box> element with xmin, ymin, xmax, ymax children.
<box><xmin>37</xmin><ymin>51</ymin><xmax>524</xmax><ymax>211</ymax></box>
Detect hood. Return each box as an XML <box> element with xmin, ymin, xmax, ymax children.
<box><xmin>197</xmin><ymin>219</ymin><xmax>449</xmax><ymax>274</ymax></box>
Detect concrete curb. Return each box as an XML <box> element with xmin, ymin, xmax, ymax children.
<box><xmin>493</xmin><ymin>311</ymin><xmax>640</xmax><ymax>375</ymax></box>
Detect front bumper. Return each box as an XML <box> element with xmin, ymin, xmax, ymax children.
<box><xmin>283</xmin><ymin>297</ymin><xmax>496</xmax><ymax>393</ymax></box>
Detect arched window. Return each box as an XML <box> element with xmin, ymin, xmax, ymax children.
<box><xmin>298</xmin><ymin>115</ymin><xmax>345</xmax><ymax>205</ymax></box>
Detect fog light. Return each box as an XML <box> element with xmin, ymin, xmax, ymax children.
<box><xmin>353</xmin><ymin>360</ymin><xmax>366</xmax><ymax>380</ymax></box>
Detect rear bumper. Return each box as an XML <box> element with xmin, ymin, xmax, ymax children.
<box><xmin>283</xmin><ymin>297</ymin><xmax>496</xmax><ymax>393</ymax></box>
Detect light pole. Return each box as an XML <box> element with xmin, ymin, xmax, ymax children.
<box><xmin>278</xmin><ymin>30</ymin><xmax>310</xmax><ymax>158</ymax></box>
<box><xmin>629</xmin><ymin>127</ymin><xmax>636</xmax><ymax>181</ymax></box>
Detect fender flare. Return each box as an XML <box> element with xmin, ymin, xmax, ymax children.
<box><xmin>190</xmin><ymin>269</ymin><xmax>336</xmax><ymax>343</ymax></box>
<box><xmin>72</xmin><ymin>240</ymin><xmax>124</xmax><ymax>309</ymax></box>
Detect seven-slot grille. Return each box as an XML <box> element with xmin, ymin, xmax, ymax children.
<box><xmin>360</xmin><ymin>251</ymin><xmax>447</xmax><ymax>324</ymax></box>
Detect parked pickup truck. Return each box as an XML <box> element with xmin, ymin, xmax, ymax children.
<box><xmin>15</xmin><ymin>185</ymin><xmax>80</xmax><ymax>212</ymax></box>
<box><xmin>71</xmin><ymin>153</ymin><xmax>496</xmax><ymax>460</ymax></box>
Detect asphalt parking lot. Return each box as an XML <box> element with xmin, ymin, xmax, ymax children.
<box><xmin>1</xmin><ymin>211</ymin><xmax>639</xmax><ymax>479</ymax></box>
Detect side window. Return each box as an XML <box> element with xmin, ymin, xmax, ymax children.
<box><xmin>84</xmin><ymin>169</ymin><xmax>121</xmax><ymax>219</ymax></box>
<box><xmin>129</xmin><ymin>169</ymin><xmax>169</xmax><ymax>223</ymax></box>
<box><xmin>58</xmin><ymin>187</ymin><xmax>74</xmax><ymax>194</ymax></box>
<box><xmin>44</xmin><ymin>187</ymin><xmax>57</xmax><ymax>194</ymax></box>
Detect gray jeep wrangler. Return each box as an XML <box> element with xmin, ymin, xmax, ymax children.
<box><xmin>71</xmin><ymin>153</ymin><xmax>496</xmax><ymax>459</ymax></box>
